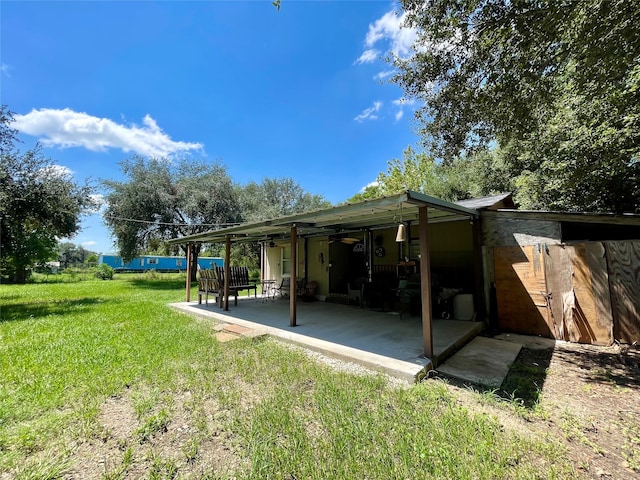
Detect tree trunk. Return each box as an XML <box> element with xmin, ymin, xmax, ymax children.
<box><xmin>13</xmin><ymin>267</ymin><xmax>29</xmax><ymax>284</ymax></box>
<box><xmin>187</xmin><ymin>244</ymin><xmax>200</xmax><ymax>282</ymax></box>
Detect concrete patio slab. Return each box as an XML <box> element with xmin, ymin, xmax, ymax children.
<box><xmin>170</xmin><ymin>297</ymin><xmax>483</xmax><ymax>383</ymax></box>
<box><xmin>437</xmin><ymin>336</ymin><xmax>523</xmax><ymax>388</ymax></box>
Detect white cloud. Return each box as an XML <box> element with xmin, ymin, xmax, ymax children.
<box><xmin>36</xmin><ymin>164</ymin><xmax>73</xmax><ymax>181</ymax></box>
<box><xmin>392</xmin><ymin>97</ymin><xmax>417</xmax><ymax>109</ymax></box>
<box><xmin>81</xmin><ymin>240</ymin><xmax>98</xmax><ymax>248</ymax></box>
<box><xmin>13</xmin><ymin>108</ymin><xmax>203</xmax><ymax>157</ymax></box>
<box><xmin>84</xmin><ymin>194</ymin><xmax>107</xmax><ymax>214</ymax></box>
<box><xmin>48</xmin><ymin>164</ymin><xmax>73</xmax><ymax>177</ymax></box>
<box><xmin>360</xmin><ymin>181</ymin><xmax>379</xmax><ymax>192</ymax></box>
<box><xmin>374</xmin><ymin>69</ymin><xmax>396</xmax><ymax>81</ymax></box>
<box><xmin>359</xmin><ymin>10</ymin><xmax>417</xmax><ymax>63</ymax></box>
<box><xmin>392</xmin><ymin>97</ymin><xmax>417</xmax><ymax>122</ymax></box>
<box><xmin>354</xmin><ymin>101</ymin><xmax>382</xmax><ymax>122</ymax></box>
<box><xmin>355</xmin><ymin>48</ymin><xmax>380</xmax><ymax>65</ymax></box>
<box><xmin>91</xmin><ymin>193</ymin><xmax>105</xmax><ymax>205</ymax></box>
<box><xmin>1</xmin><ymin>63</ymin><xmax>11</xmax><ymax>78</ymax></box>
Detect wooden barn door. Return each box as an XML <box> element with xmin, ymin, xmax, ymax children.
<box><xmin>494</xmin><ymin>245</ymin><xmax>552</xmax><ymax>336</ymax></box>
<box><xmin>494</xmin><ymin>240</ymin><xmax>639</xmax><ymax>345</ymax></box>
<box><xmin>545</xmin><ymin>244</ymin><xmax>613</xmax><ymax>345</ymax></box>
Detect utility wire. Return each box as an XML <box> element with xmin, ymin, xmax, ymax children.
<box><xmin>102</xmin><ymin>214</ymin><xmax>241</xmax><ymax>228</ymax></box>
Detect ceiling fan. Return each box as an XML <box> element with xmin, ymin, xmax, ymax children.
<box><xmin>329</xmin><ymin>236</ymin><xmax>361</xmax><ymax>245</ymax></box>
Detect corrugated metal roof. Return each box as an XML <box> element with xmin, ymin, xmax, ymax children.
<box><xmin>455</xmin><ymin>192</ymin><xmax>514</xmax><ymax>210</ymax></box>
<box><xmin>168</xmin><ymin>190</ymin><xmax>479</xmax><ymax>244</ymax></box>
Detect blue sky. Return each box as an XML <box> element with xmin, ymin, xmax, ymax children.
<box><xmin>2</xmin><ymin>0</ymin><xmax>421</xmax><ymax>254</ymax></box>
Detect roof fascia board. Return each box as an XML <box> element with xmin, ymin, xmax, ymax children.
<box><xmin>168</xmin><ymin>191</ymin><xmax>479</xmax><ymax>244</ymax></box>
<box><xmin>485</xmin><ymin>209</ymin><xmax>640</xmax><ymax>225</ymax></box>
<box><xmin>405</xmin><ymin>190</ymin><xmax>479</xmax><ymax>218</ymax></box>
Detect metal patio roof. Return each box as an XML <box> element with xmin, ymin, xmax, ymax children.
<box><xmin>168</xmin><ymin>190</ymin><xmax>479</xmax><ymax>245</ymax></box>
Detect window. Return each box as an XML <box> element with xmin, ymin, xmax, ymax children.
<box><xmin>148</xmin><ymin>258</ymin><xmax>158</xmax><ymax>265</ymax></box>
<box><xmin>281</xmin><ymin>245</ymin><xmax>291</xmax><ymax>277</ymax></box>
<box><xmin>176</xmin><ymin>259</ymin><xmax>183</xmax><ymax>267</ymax></box>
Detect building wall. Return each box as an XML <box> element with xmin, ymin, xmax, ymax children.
<box><xmin>307</xmin><ymin>237</ymin><xmax>329</xmax><ymax>297</ymax></box>
<box><xmin>261</xmin><ymin>220</ymin><xmax>477</xmax><ymax>301</ymax></box>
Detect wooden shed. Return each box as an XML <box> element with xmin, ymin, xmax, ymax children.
<box><xmin>480</xmin><ymin>208</ymin><xmax>640</xmax><ymax>345</ymax></box>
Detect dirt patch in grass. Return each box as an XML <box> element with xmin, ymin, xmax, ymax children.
<box><xmin>64</xmin><ymin>390</ymin><xmax>242</xmax><ymax>479</ymax></box>
<box><xmin>57</xmin><ymin>334</ymin><xmax>638</xmax><ymax>479</ymax></box>
<box><xmin>438</xmin><ymin>338</ymin><xmax>640</xmax><ymax>480</ymax></box>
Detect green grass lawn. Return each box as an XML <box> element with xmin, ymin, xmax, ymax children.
<box><xmin>0</xmin><ymin>276</ymin><xmax>576</xmax><ymax>479</ymax></box>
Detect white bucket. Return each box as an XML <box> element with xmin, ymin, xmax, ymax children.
<box><xmin>453</xmin><ymin>294</ymin><xmax>475</xmax><ymax>321</ymax></box>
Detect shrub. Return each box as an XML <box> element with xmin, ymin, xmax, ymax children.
<box><xmin>249</xmin><ymin>268</ymin><xmax>260</xmax><ymax>283</ymax></box>
<box><xmin>144</xmin><ymin>269</ymin><xmax>160</xmax><ymax>280</ymax></box>
<box><xmin>95</xmin><ymin>263</ymin><xmax>114</xmax><ymax>280</ymax></box>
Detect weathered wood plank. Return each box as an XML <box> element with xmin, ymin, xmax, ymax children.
<box><xmin>494</xmin><ymin>245</ymin><xmax>552</xmax><ymax>336</ymax></box>
<box><xmin>573</xmin><ymin>243</ymin><xmax>613</xmax><ymax>345</ymax></box>
<box><xmin>544</xmin><ymin>245</ymin><xmax>572</xmax><ymax>340</ymax></box>
<box><xmin>606</xmin><ymin>240</ymin><xmax>640</xmax><ymax>343</ymax></box>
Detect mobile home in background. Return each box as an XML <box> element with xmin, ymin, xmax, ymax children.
<box><xmin>98</xmin><ymin>255</ymin><xmax>223</xmax><ymax>272</ymax></box>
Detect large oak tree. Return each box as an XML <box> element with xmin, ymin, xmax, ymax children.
<box><xmin>103</xmin><ymin>156</ymin><xmax>241</xmax><ymax>279</ymax></box>
<box><xmin>394</xmin><ymin>0</ymin><xmax>640</xmax><ymax>212</ymax></box>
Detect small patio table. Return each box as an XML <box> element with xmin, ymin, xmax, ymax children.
<box><xmin>260</xmin><ymin>279</ymin><xmax>277</xmax><ymax>302</ymax></box>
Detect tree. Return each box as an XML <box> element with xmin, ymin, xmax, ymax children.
<box><xmin>347</xmin><ymin>146</ymin><xmax>505</xmax><ymax>203</ymax></box>
<box><xmin>58</xmin><ymin>241</ymin><xmax>95</xmax><ymax>268</ymax></box>
<box><xmin>103</xmin><ymin>156</ymin><xmax>241</xmax><ymax>280</ymax></box>
<box><xmin>0</xmin><ymin>106</ymin><xmax>95</xmax><ymax>283</ymax></box>
<box><xmin>374</xmin><ymin>147</ymin><xmax>449</xmax><ymax>197</ymax></box>
<box><xmin>394</xmin><ymin>0</ymin><xmax>640</xmax><ymax>212</ymax></box>
<box><xmin>86</xmin><ymin>252</ymin><xmax>99</xmax><ymax>265</ymax></box>
<box><xmin>214</xmin><ymin>177</ymin><xmax>331</xmax><ymax>271</ymax></box>
<box><xmin>238</xmin><ymin>177</ymin><xmax>330</xmax><ymax>222</ymax></box>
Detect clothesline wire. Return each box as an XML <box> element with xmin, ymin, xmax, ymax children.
<box><xmin>103</xmin><ymin>214</ymin><xmax>240</xmax><ymax>228</ymax></box>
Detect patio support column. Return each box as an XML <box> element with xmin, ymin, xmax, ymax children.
<box><xmin>418</xmin><ymin>206</ymin><xmax>434</xmax><ymax>361</ymax></box>
<box><xmin>224</xmin><ymin>235</ymin><xmax>231</xmax><ymax>311</ymax></box>
<box><xmin>367</xmin><ymin>229</ymin><xmax>373</xmax><ymax>282</ymax></box>
<box><xmin>471</xmin><ymin>218</ymin><xmax>486</xmax><ymax>322</ymax></box>
<box><xmin>260</xmin><ymin>241</ymin><xmax>265</xmax><ymax>282</ymax></box>
<box><xmin>185</xmin><ymin>242</ymin><xmax>192</xmax><ymax>302</ymax></box>
<box><xmin>290</xmin><ymin>225</ymin><xmax>297</xmax><ymax>327</ymax></box>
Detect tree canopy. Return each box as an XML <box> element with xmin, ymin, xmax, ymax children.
<box><xmin>238</xmin><ymin>177</ymin><xmax>331</xmax><ymax>222</ymax></box>
<box><xmin>103</xmin><ymin>156</ymin><xmax>241</xmax><ymax>277</ymax></box>
<box><xmin>0</xmin><ymin>106</ymin><xmax>95</xmax><ymax>283</ymax></box>
<box><xmin>102</xmin><ymin>156</ymin><xmax>331</xmax><ymax>277</ymax></box>
<box><xmin>394</xmin><ymin>0</ymin><xmax>640</xmax><ymax>212</ymax></box>
<box><xmin>58</xmin><ymin>241</ymin><xmax>97</xmax><ymax>268</ymax></box>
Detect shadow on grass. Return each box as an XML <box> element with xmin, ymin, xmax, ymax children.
<box><xmin>128</xmin><ymin>278</ymin><xmax>191</xmax><ymax>292</ymax></box>
<box><xmin>0</xmin><ymin>298</ymin><xmax>104</xmax><ymax>323</ymax></box>
<box><xmin>498</xmin><ymin>347</ymin><xmax>554</xmax><ymax>407</ymax></box>
<box><xmin>435</xmin><ymin>347</ymin><xmax>554</xmax><ymax>409</ymax></box>
<box><xmin>439</xmin><ymin>342</ymin><xmax>640</xmax><ymax>410</ymax></box>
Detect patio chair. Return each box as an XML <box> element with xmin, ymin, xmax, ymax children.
<box><xmin>275</xmin><ymin>277</ymin><xmax>291</xmax><ymax>298</ymax></box>
<box><xmin>347</xmin><ymin>277</ymin><xmax>367</xmax><ymax>307</ymax></box>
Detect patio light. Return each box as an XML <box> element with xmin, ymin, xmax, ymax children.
<box><xmin>395</xmin><ymin>202</ymin><xmax>407</xmax><ymax>242</ymax></box>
